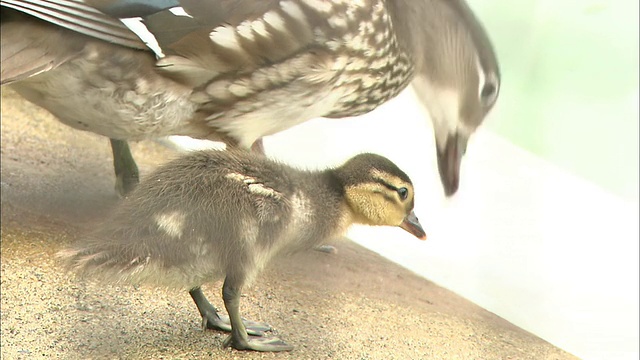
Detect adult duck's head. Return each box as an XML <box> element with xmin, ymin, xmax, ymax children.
<box><xmin>389</xmin><ymin>0</ymin><xmax>501</xmax><ymax>196</ymax></box>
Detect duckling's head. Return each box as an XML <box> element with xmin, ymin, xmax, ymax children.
<box><xmin>337</xmin><ymin>153</ymin><xmax>426</xmax><ymax>240</ymax></box>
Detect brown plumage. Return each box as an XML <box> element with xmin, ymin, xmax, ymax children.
<box><xmin>58</xmin><ymin>149</ymin><xmax>426</xmax><ymax>351</ymax></box>
<box><xmin>1</xmin><ymin>0</ymin><xmax>500</xmax><ymax>196</ymax></box>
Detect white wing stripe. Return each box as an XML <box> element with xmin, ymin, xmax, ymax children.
<box><xmin>120</xmin><ymin>17</ymin><xmax>165</xmax><ymax>58</ymax></box>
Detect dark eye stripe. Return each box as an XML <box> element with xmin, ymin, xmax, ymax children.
<box><xmin>374</xmin><ymin>178</ymin><xmax>409</xmax><ymax>201</ymax></box>
<box><xmin>374</xmin><ymin>178</ymin><xmax>399</xmax><ymax>192</ymax></box>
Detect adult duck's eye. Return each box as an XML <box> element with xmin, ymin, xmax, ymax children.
<box><xmin>397</xmin><ymin>187</ymin><xmax>408</xmax><ymax>200</ymax></box>
<box><xmin>480</xmin><ymin>79</ymin><xmax>499</xmax><ymax>107</ymax></box>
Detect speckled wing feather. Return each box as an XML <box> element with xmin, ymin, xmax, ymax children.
<box><xmin>2</xmin><ymin>0</ymin><xmax>416</xmax><ymax>147</ymax></box>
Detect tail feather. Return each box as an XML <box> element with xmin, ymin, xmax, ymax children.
<box><xmin>57</xmin><ymin>242</ymin><xmax>152</xmax><ymax>283</ymax></box>
<box><xmin>56</xmin><ymin>237</ymin><xmax>214</xmax><ymax>290</ymax></box>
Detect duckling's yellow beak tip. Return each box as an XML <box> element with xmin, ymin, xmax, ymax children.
<box><xmin>400</xmin><ymin>211</ymin><xmax>427</xmax><ymax>240</ymax></box>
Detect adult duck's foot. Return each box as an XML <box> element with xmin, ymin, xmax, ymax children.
<box><xmin>223</xmin><ymin>334</ymin><xmax>294</xmax><ymax>352</ymax></box>
<box><xmin>109</xmin><ymin>138</ymin><xmax>139</xmax><ymax>196</ymax></box>
<box><xmin>314</xmin><ymin>244</ymin><xmax>338</xmax><ymax>254</ymax></box>
<box><xmin>190</xmin><ymin>287</ymin><xmax>271</xmax><ymax>336</ymax></box>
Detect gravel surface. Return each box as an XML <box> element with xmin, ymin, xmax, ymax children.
<box><xmin>0</xmin><ymin>89</ymin><xmax>579</xmax><ymax>359</ymax></box>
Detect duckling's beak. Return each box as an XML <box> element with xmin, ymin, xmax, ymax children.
<box><xmin>400</xmin><ymin>211</ymin><xmax>427</xmax><ymax>240</ymax></box>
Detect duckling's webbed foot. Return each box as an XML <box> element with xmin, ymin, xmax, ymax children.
<box><xmin>189</xmin><ymin>287</ymin><xmax>271</xmax><ymax>336</ymax></box>
<box><xmin>222</xmin><ymin>334</ymin><xmax>294</xmax><ymax>352</ymax></box>
<box><xmin>221</xmin><ymin>276</ymin><xmax>294</xmax><ymax>352</ymax></box>
<box><xmin>109</xmin><ymin>139</ymin><xmax>139</xmax><ymax>196</ymax></box>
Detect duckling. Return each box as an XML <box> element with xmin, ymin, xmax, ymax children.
<box><xmin>58</xmin><ymin>149</ymin><xmax>426</xmax><ymax>352</ymax></box>
<box><xmin>1</xmin><ymin>0</ymin><xmax>500</xmax><ymax>197</ymax></box>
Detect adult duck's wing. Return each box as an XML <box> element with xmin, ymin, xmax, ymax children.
<box><xmin>1</xmin><ymin>0</ymin><xmax>299</xmax><ymax>87</ymax></box>
<box><xmin>1</xmin><ymin>0</ymin><xmax>146</xmax><ymax>49</ymax></box>
<box><xmin>0</xmin><ymin>0</ymin><xmax>144</xmax><ymax>84</ymax></box>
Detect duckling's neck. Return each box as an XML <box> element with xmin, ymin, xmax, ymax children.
<box><xmin>287</xmin><ymin>169</ymin><xmax>354</xmax><ymax>247</ymax></box>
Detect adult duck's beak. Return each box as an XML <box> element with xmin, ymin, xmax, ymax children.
<box><xmin>436</xmin><ymin>131</ymin><xmax>469</xmax><ymax>197</ymax></box>
<box><xmin>400</xmin><ymin>211</ymin><xmax>427</xmax><ymax>240</ymax></box>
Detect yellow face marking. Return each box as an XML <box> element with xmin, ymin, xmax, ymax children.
<box><xmin>342</xmin><ymin>166</ymin><xmax>416</xmax><ymax>227</ymax></box>
<box><xmin>369</xmin><ymin>169</ymin><xmax>414</xmax><ymax>202</ymax></box>
<box><xmin>369</xmin><ymin>169</ymin><xmax>407</xmax><ymax>189</ymax></box>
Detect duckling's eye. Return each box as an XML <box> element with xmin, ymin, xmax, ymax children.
<box><xmin>397</xmin><ymin>187</ymin><xmax>409</xmax><ymax>200</ymax></box>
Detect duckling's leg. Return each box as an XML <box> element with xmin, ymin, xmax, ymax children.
<box><xmin>189</xmin><ymin>287</ymin><xmax>271</xmax><ymax>336</ymax></box>
<box><xmin>221</xmin><ymin>277</ymin><xmax>294</xmax><ymax>352</ymax></box>
<box><xmin>109</xmin><ymin>139</ymin><xmax>139</xmax><ymax>196</ymax></box>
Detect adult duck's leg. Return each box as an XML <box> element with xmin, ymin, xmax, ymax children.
<box><xmin>189</xmin><ymin>286</ymin><xmax>271</xmax><ymax>336</ymax></box>
<box><xmin>221</xmin><ymin>276</ymin><xmax>293</xmax><ymax>352</ymax></box>
<box><xmin>109</xmin><ymin>139</ymin><xmax>139</xmax><ymax>196</ymax></box>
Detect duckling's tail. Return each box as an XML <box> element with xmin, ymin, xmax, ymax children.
<box><xmin>56</xmin><ymin>242</ymin><xmax>153</xmax><ymax>285</ymax></box>
<box><xmin>56</xmin><ymin>237</ymin><xmax>212</xmax><ymax>289</ymax></box>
